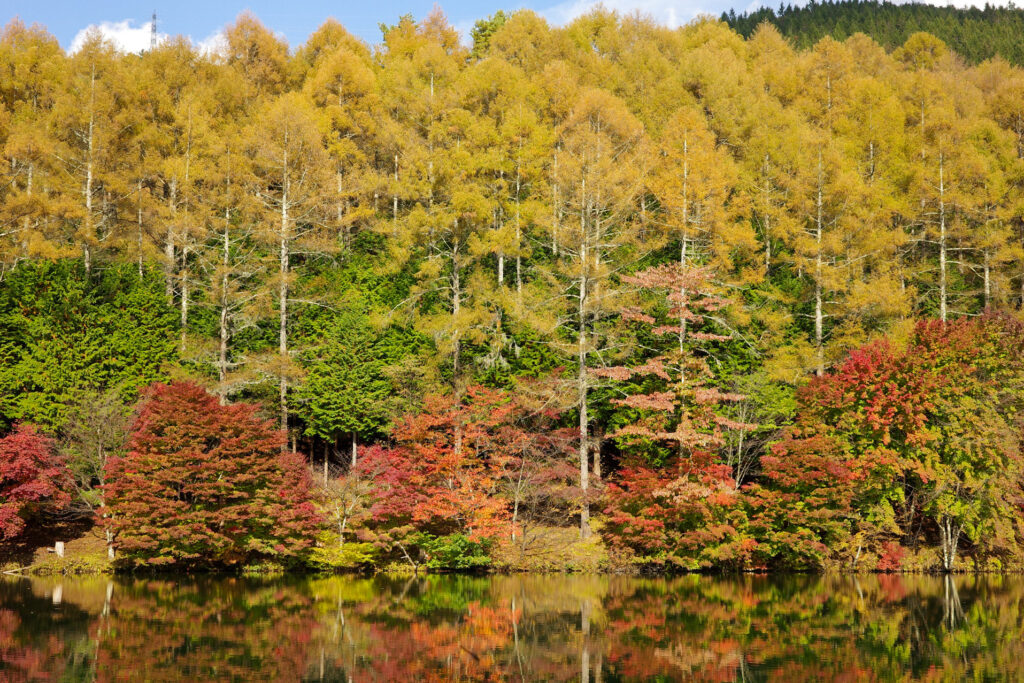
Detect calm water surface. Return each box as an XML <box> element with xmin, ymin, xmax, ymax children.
<box><xmin>1</xmin><ymin>573</ymin><xmax>1022</xmax><ymax>681</ymax></box>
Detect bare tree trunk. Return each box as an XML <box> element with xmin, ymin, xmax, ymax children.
<box><xmin>83</xmin><ymin>65</ymin><xmax>96</xmax><ymax>276</ymax></box>
<box><xmin>514</xmin><ymin>149</ymin><xmax>523</xmax><ymax>299</ymax></box>
<box><xmin>578</xmin><ymin>180</ymin><xmax>590</xmax><ymax>540</ymax></box>
<box><xmin>938</xmin><ymin>152</ymin><xmax>947</xmax><ymax>323</ymax></box>
<box><xmin>762</xmin><ymin>154</ymin><xmax>772</xmax><ymax>274</ymax></box>
<box><xmin>218</xmin><ymin>206</ymin><xmax>230</xmax><ymax>404</ymax></box>
<box><xmin>136</xmin><ymin>180</ymin><xmax>144</xmax><ymax>277</ymax></box>
<box><xmin>392</xmin><ymin>154</ymin><xmax>398</xmax><ymax>228</ymax></box>
<box><xmin>983</xmin><ymin>248</ymin><xmax>991</xmax><ymax>309</ymax></box>
<box><xmin>680</xmin><ymin>234</ymin><xmax>689</xmax><ymax>361</ymax></box>
<box><xmin>279</xmin><ymin>143</ymin><xmax>290</xmax><ymax>438</ymax></box>
<box><xmin>336</xmin><ymin>169</ymin><xmax>347</xmax><ymax>245</ymax></box>
<box><xmin>552</xmin><ymin>149</ymin><xmax>560</xmax><ymax>255</ymax></box>
<box><xmin>166</xmin><ymin>179</ymin><xmax>177</xmax><ymax>302</ymax></box>
<box><xmin>452</xmin><ymin>237</ymin><xmax>464</xmax><ymax>456</ymax></box>
<box><xmin>179</xmin><ymin>114</ymin><xmax>193</xmax><ymax>350</ymax></box>
<box><xmin>939</xmin><ymin>514</ymin><xmax>961</xmax><ymax>573</ymax></box>
<box><xmin>815</xmin><ymin>151</ymin><xmax>825</xmax><ymax>376</ymax></box>
<box><xmin>511</xmin><ymin>457</ymin><xmax>525</xmax><ymax>542</ymax></box>
<box><xmin>351</xmin><ymin>432</ymin><xmax>358</xmax><ymax>468</ymax></box>
<box><xmin>180</xmin><ymin>246</ymin><xmax>189</xmax><ymax>353</ymax></box>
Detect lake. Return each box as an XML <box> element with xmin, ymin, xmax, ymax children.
<box><xmin>1</xmin><ymin>573</ymin><xmax>1022</xmax><ymax>681</ymax></box>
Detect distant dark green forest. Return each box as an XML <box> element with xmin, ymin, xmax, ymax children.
<box><xmin>724</xmin><ymin>0</ymin><xmax>1024</xmax><ymax>64</ymax></box>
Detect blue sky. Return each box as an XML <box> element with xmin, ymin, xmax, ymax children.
<box><xmin>0</xmin><ymin>0</ymin><xmax>998</xmax><ymax>53</ymax></box>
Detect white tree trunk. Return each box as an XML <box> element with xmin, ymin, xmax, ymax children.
<box><xmin>815</xmin><ymin>152</ymin><xmax>825</xmax><ymax>376</ymax></box>
<box><xmin>938</xmin><ymin>152</ymin><xmax>947</xmax><ymax>323</ymax></box>
<box><xmin>279</xmin><ymin>142</ymin><xmax>290</xmax><ymax>436</ymax></box>
<box><xmin>577</xmin><ymin>177</ymin><xmax>590</xmax><ymax>539</ymax></box>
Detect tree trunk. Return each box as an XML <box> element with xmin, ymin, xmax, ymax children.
<box><xmin>1020</xmin><ymin>262</ymin><xmax>1024</xmax><ymax>311</ymax></box>
<box><xmin>279</xmin><ymin>143</ymin><xmax>290</xmax><ymax>438</ymax></box>
<box><xmin>180</xmin><ymin>111</ymin><xmax>193</xmax><ymax>352</ymax></box>
<box><xmin>452</xmin><ymin>237</ymin><xmax>464</xmax><ymax>456</ymax></box>
<box><xmin>180</xmin><ymin>246</ymin><xmax>189</xmax><ymax>353</ymax></box>
<box><xmin>515</xmin><ymin>155</ymin><xmax>523</xmax><ymax>298</ymax></box>
<box><xmin>218</xmin><ymin>207</ymin><xmax>230</xmax><ymax>404</ymax></box>
<box><xmin>166</xmin><ymin>179</ymin><xmax>177</xmax><ymax>302</ymax></box>
<box><xmin>323</xmin><ymin>441</ymin><xmax>328</xmax><ymax>482</ymax></box>
<box><xmin>939</xmin><ymin>514</ymin><xmax>961</xmax><ymax>573</ymax></box>
<box><xmin>578</xmin><ymin>181</ymin><xmax>590</xmax><ymax>540</ymax></box>
<box><xmin>83</xmin><ymin>65</ymin><xmax>96</xmax><ymax>276</ymax></box>
<box><xmin>511</xmin><ymin>457</ymin><xmax>525</xmax><ymax>542</ymax></box>
<box><xmin>983</xmin><ymin>248</ymin><xmax>991</xmax><ymax>309</ymax></box>
<box><xmin>815</xmin><ymin>151</ymin><xmax>825</xmax><ymax>376</ymax></box>
<box><xmin>392</xmin><ymin>154</ymin><xmax>398</xmax><ymax>227</ymax></box>
<box><xmin>938</xmin><ymin>152</ymin><xmax>947</xmax><ymax>323</ymax></box>
<box><xmin>136</xmin><ymin>180</ymin><xmax>144</xmax><ymax>278</ymax></box>
<box><xmin>351</xmin><ymin>433</ymin><xmax>357</xmax><ymax>468</ymax></box>
<box><xmin>763</xmin><ymin>154</ymin><xmax>772</xmax><ymax>274</ymax></box>
<box><xmin>680</xmin><ymin>234</ymin><xmax>689</xmax><ymax>363</ymax></box>
<box><xmin>552</xmin><ymin>149</ymin><xmax>560</xmax><ymax>255</ymax></box>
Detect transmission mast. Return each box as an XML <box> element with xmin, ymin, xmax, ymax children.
<box><xmin>149</xmin><ymin>11</ymin><xmax>157</xmax><ymax>51</ymax></box>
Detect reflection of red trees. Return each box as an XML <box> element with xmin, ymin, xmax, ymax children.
<box><xmin>93</xmin><ymin>580</ymin><xmax>323</xmax><ymax>683</ymax></box>
<box><xmin>0</xmin><ymin>593</ymin><xmax>85</xmax><ymax>683</ymax></box>
<box><xmin>0</xmin><ymin>609</ymin><xmax>59</xmax><ymax>683</ymax></box>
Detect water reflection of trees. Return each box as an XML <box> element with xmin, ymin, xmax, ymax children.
<box><xmin>1</xmin><ymin>574</ymin><xmax>1023</xmax><ymax>681</ymax></box>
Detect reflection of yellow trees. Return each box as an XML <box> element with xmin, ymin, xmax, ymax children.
<box><xmin>3</xmin><ymin>574</ymin><xmax>1024</xmax><ymax>681</ymax></box>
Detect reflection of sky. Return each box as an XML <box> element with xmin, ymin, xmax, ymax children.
<box><xmin>7</xmin><ymin>0</ymin><xmax>1017</xmax><ymax>55</ymax></box>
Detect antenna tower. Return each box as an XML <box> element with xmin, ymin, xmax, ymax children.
<box><xmin>150</xmin><ymin>11</ymin><xmax>157</xmax><ymax>51</ymax></box>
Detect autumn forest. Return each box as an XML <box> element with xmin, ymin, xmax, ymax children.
<box><xmin>2</xmin><ymin>5</ymin><xmax>1024</xmax><ymax>576</ymax></box>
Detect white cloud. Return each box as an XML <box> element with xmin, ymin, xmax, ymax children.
<box><xmin>195</xmin><ymin>30</ymin><xmax>227</xmax><ymax>56</ymax></box>
<box><xmin>68</xmin><ymin>19</ymin><xmax>229</xmax><ymax>57</ymax></box>
<box><xmin>69</xmin><ymin>19</ymin><xmax>167</xmax><ymax>54</ymax></box>
<box><xmin>540</xmin><ymin>0</ymin><xmax>711</xmax><ymax>28</ymax></box>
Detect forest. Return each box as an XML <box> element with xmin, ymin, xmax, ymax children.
<box><xmin>1</xmin><ymin>7</ymin><xmax>1024</xmax><ymax>575</ymax></box>
<box><xmin>726</xmin><ymin>0</ymin><xmax>1024</xmax><ymax>65</ymax></box>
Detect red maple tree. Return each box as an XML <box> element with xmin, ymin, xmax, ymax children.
<box><xmin>104</xmin><ymin>382</ymin><xmax>320</xmax><ymax>569</ymax></box>
<box><xmin>0</xmin><ymin>423</ymin><xmax>70</xmax><ymax>540</ymax></box>
<box><xmin>358</xmin><ymin>387</ymin><xmax>517</xmax><ymax>540</ymax></box>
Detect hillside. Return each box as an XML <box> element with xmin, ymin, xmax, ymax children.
<box><xmin>724</xmin><ymin>0</ymin><xmax>1024</xmax><ymax>64</ymax></box>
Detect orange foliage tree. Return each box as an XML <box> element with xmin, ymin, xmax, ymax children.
<box><xmin>104</xmin><ymin>382</ymin><xmax>319</xmax><ymax>569</ymax></box>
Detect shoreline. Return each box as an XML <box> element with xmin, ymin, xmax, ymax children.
<box><xmin>7</xmin><ymin>558</ymin><xmax>1023</xmax><ymax>579</ymax></box>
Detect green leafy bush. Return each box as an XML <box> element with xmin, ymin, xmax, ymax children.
<box><xmin>308</xmin><ymin>533</ymin><xmax>377</xmax><ymax>571</ymax></box>
<box><xmin>417</xmin><ymin>533</ymin><xmax>492</xmax><ymax>571</ymax></box>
